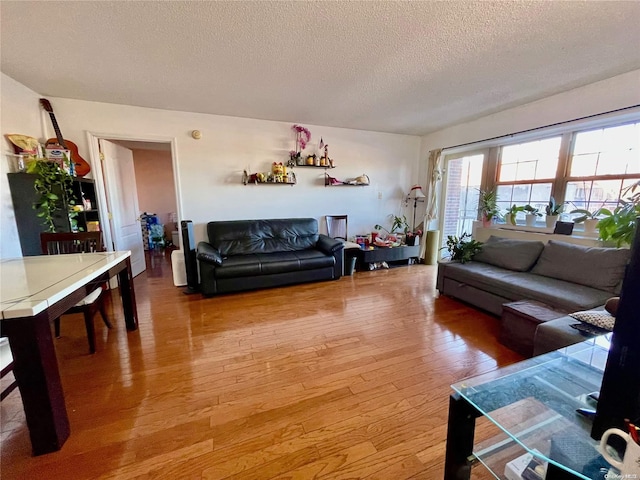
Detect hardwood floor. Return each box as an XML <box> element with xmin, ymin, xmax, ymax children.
<box><xmin>1</xmin><ymin>251</ymin><xmax>522</xmax><ymax>479</ymax></box>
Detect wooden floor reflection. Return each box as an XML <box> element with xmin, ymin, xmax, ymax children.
<box><xmin>0</xmin><ymin>251</ymin><xmax>522</xmax><ymax>479</ymax></box>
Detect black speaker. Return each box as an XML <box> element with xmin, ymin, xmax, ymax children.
<box><xmin>181</xmin><ymin>220</ymin><xmax>199</xmax><ymax>294</ymax></box>
<box><xmin>553</xmin><ymin>221</ymin><xmax>574</xmax><ymax>235</ymax></box>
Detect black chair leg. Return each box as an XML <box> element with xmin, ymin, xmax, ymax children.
<box><xmin>83</xmin><ymin>311</ymin><xmax>96</xmax><ymax>354</ymax></box>
<box><xmin>99</xmin><ymin>303</ymin><xmax>112</xmax><ymax>329</ymax></box>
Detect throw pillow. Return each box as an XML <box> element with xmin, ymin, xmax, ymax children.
<box><xmin>530</xmin><ymin>241</ymin><xmax>630</xmax><ymax>293</ymax></box>
<box><xmin>570</xmin><ymin>322</ymin><xmax>610</xmax><ymax>336</ymax></box>
<box><xmin>568</xmin><ymin>310</ymin><xmax>616</xmax><ymax>331</ymax></box>
<box><xmin>605</xmin><ymin>297</ymin><xmax>620</xmax><ymax>316</ymax></box>
<box><xmin>473</xmin><ymin>236</ymin><xmax>545</xmax><ymax>272</ymax></box>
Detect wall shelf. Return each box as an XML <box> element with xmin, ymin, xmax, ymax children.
<box><xmin>324</xmin><ymin>173</ymin><xmax>370</xmax><ymax>187</ymax></box>
<box><xmin>246</xmin><ymin>180</ymin><xmax>296</xmax><ymax>186</ymax></box>
<box><xmin>295</xmin><ymin>164</ymin><xmax>335</xmax><ymax>169</ymax></box>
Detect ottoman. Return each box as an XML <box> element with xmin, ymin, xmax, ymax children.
<box><xmin>500</xmin><ymin>300</ymin><xmax>566</xmax><ymax>357</ymax></box>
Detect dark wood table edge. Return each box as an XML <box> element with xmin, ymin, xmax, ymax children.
<box><xmin>0</xmin><ymin>254</ymin><xmax>138</xmax><ymax>455</ymax></box>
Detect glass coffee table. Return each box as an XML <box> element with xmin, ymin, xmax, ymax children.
<box><xmin>444</xmin><ymin>335</ymin><xmax>613</xmax><ymax>479</ymax></box>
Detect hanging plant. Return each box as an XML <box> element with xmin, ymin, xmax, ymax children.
<box><xmin>26</xmin><ymin>158</ymin><xmax>77</xmax><ymax>232</ymax></box>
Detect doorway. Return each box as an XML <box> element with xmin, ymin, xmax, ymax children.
<box><xmin>86</xmin><ymin>133</ymin><xmax>182</xmax><ymax>277</ymax></box>
<box><xmin>439</xmin><ymin>150</ymin><xmax>488</xmax><ymax>249</ymax></box>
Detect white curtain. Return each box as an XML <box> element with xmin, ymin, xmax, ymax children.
<box><xmin>419</xmin><ymin>149</ymin><xmax>443</xmax><ymax>261</ymax></box>
<box><xmin>425</xmin><ymin>148</ymin><xmax>443</xmax><ymax>221</ymax></box>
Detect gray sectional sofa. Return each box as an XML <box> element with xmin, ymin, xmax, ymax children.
<box><xmin>437</xmin><ymin>236</ymin><xmax>630</xmax><ymax>353</ymax></box>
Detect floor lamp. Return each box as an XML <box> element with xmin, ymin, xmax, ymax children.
<box><xmin>407</xmin><ymin>184</ymin><xmax>426</xmax><ymax>231</ymax></box>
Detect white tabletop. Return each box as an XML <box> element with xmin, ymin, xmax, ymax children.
<box><xmin>0</xmin><ymin>251</ymin><xmax>131</xmax><ymax>319</ymax></box>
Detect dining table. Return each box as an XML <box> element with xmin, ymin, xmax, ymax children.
<box><xmin>0</xmin><ymin>251</ymin><xmax>138</xmax><ymax>455</ymax></box>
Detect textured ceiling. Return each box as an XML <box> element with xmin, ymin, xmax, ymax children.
<box><xmin>2</xmin><ymin>1</ymin><xmax>640</xmax><ymax>136</ymax></box>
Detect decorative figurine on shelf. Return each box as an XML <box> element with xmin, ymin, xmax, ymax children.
<box><xmin>272</xmin><ymin>162</ymin><xmax>284</xmax><ymax>176</ymax></box>
<box><xmin>319</xmin><ymin>138</ymin><xmax>332</xmax><ymax>167</ymax></box>
<box><xmin>272</xmin><ymin>162</ymin><xmax>285</xmax><ymax>182</ymax></box>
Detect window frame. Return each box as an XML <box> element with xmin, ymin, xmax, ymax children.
<box><xmin>441</xmin><ymin>116</ymin><xmax>640</xmax><ymax>226</ymax></box>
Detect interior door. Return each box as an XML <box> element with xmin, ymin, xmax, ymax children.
<box><xmin>99</xmin><ymin>139</ymin><xmax>146</xmax><ymax>277</ymax></box>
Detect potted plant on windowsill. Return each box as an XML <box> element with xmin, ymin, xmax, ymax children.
<box><xmin>523</xmin><ymin>205</ymin><xmax>543</xmax><ymax>227</ymax></box>
<box><xmin>569</xmin><ymin>207</ymin><xmax>605</xmax><ymax>234</ymax></box>
<box><xmin>504</xmin><ymin>204</ymin><xmax>525</xmax><ymax>226</ymax></box>
<box><xmin>478</xmin><ymin>188</ymin><xmax>499</xmax><ymax>227</ymax></box>
<box><xmin>545</xmin><ymin>196</ymin><xmax>564</xmax><ymax>228</ymax></box>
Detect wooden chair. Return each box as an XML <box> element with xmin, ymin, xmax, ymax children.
<box><xmin>40</xmin><ymin>232</ymin><xmax>112</xmax><ymax>354</ymax></box>
<box><xmin>0</xmin><ymin>338</ymin><xmax>18</xmax><ymax>400</ymax></box>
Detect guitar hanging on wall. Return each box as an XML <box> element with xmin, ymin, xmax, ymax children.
<box><xmin>39</xmin><ymin>98</ymin><xmax>91</xmax><ymax>177</ymax></box>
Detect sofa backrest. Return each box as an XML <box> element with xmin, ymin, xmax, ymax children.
<box><xmin>207</xmin><ymin>218</ymin><xmax>319</xmax><ymax>256</ymax></box>
<box><xmin>531</xmin><ymin>240</ymin><xmax>630</xmax><ymax>294</ymax></box>
<box><xmin>474</xmin><ymin>236</ymin><xmax>545</xmax><ymax>271</ymax></box>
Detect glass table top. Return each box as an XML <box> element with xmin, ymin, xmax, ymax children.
<box><xmin>452</xmin><ymin>335</ymin><xmax>613</xmax><ymax>479</ymax></box>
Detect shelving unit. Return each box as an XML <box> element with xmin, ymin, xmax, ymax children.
<box><xmin>7</xmin><ymin>172</ymin><xmax>102</xmax><ymax>256</ymax></box>
<box><xmin>71</xmin><ymin>177</ymin><xmax>101</xmax><ymax>232</ymax></box>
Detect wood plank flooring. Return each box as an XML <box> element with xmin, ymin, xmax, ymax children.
<box><xmin>0</xmin><ymin>251</ymin><xmax>522</xmax><ymax>479</ymax></box>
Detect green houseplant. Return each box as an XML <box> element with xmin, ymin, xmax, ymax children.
<box><xmin>544</xmin><ymin>196</ymin><xmax>564</xmax><ymax>228</ymax></box>
<box><xmin>569</xmin><ymin>206</ymin><xmax>605</xmax><ymax>234</ymax></box>
<box><xmin>524</xmin><ymin>205</ymin><xmax>543</xmax><ymax>226</ymax></box>
<box><xmin>26</xmin><ymin>158</ymin><xmax>78</xmax><ymax>232</ymax></box>
<box><xmin>504</xmin><ymin>204</ymin><xmax>525</xmax><ymax>226</ymax></box>
<box><xmin>442</xmin><ymin>233</ymin><xmax>483</xmax><ymax>264</ymax></box>
<box><xmin>478</xmin><ymin>188</ymin><xmax>499</xmax><ymax>226</ymax></box>
<box><xmin>375</xmin><ymin>214</ymin><xmax>410</xmax><ymax>235</ymax></box>
<box><xmin>596</xmin><ymin>181</ymin><xmax>640</xmax><ymax>246</ymax></box>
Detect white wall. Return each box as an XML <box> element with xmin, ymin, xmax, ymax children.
<box><xmin>421</xmin><ymin>70</ymin><xmax>640</xmax><ymax>155</ymax></box>
<box><xmin>13</xmin><ymin>93</ymin><xmax>420</xmax><ymax>246</ymax></box>
<box><xmin>1</xmin><ymin>74</ymin><xmax>44</xmax><ymax>258</ymax></box>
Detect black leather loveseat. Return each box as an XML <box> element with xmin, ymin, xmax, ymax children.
<box><xmin>196</xmin><ymin>218</ymin><xmax>343</xmax><ymax>296</ymax></box>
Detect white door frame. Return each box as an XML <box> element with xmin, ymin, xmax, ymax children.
<box><xmin>85</xmin><ymin>132</ymin><xmax>183</xmax><ymax>252</ymax></box>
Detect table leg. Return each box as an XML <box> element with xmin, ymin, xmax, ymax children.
<box><xmin>118</xmin><ymin>257</ymin><xmax>139</xmax><ymax>331</ymax></box>
<box><xmin>2</xmin><ymin>311</ymin><xmax>70</xmax><ymax>455</ymax></box>
<box><xmin>444</xmin><ymin>393</ymin><xmax>481</xmax><ymax>480</ymax></box>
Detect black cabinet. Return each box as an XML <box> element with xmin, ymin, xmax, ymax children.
<box><xmin>7</xmin><ymin>173</ymin><xmax>101</xmax><ymax>256</ymax></box>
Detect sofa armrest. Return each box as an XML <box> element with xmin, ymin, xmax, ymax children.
<box><xmin>197</xmin><ymin>242</ymin><xmax>223</xmax><ymax>266</ymax></box>
<box><xmin>317</xmin><ymin>234</ymin><xmax>344</xmax><ymax>255</ymax></box>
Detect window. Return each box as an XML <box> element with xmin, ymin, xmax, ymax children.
<box><xmin>566</xmin><ymin>122</ymin><xmax>640</xmax><ymax>214</ymax></box>
<box><xmin>496</xmin><ymin>137</ymin><xmax>561</xmax><ymax>223</ymax></box>
<box><xmin>438</xmin><ymin>116</ymin><xmax>640</xmax><ymax>237</ymax></box>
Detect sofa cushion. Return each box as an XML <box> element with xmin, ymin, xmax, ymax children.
<box><xmin>207</xmin><ymin>218</ymin><xmax>320</xmax><ymax>256</ymax></box>
<box><xmin>473</xmin><ymin>236</ymin><xmax>544</xmax><ymax>272</ymax></box>
<box><xmin>214</xmin><ymin>254</ymin><xmax>262</xmax><ymax>278</ymax></box>
<box><xmin>443</xmin><ymin>261</ymin><xmax>611</xmax><ymax>311</ymax></box>
<box><xmin>214</xmin><ymin>251</ymin><xmax>334</xmax><ymax>279</ymax></box>
<box><xmin>531</xmin><ymin>240</ymin><xmax>630</xmax><ymax>293</ymax></box>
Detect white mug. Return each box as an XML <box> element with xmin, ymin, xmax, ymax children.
<box><xmin>600</xmin><ymin>428</ymin><xmax>640</xmax><ymax>477</ymax></box>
